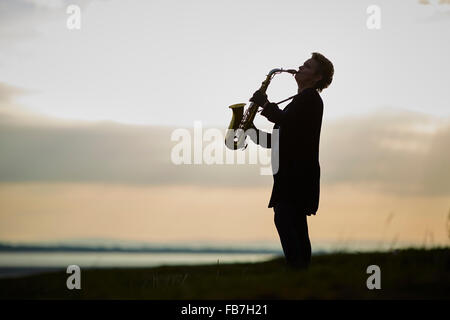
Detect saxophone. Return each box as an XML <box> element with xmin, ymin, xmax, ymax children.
<box><xmin>225</xmin><ymin>68</ymin><xmax>297</xmax><ymax>150</ymax></box>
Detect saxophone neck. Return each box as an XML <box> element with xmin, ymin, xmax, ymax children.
<box><xmin>260</xmin><ymin>68</ymin><xmax>297</xmax><ymax>92</ymax></box>
<box><xmin>268</xmin><ymin>68</ymin><xmax>297</xmax><ymax>76</ymax></box>
<box><xmin>260</xmin><ymin>69</ymin><xmax>280</xmax><ymax>92</ymax></box>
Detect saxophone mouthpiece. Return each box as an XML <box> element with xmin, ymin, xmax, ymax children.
<box><xmin>285</xmin><ymin>69</ymin><xmax>297</xmax><ymax>75</ymax></box>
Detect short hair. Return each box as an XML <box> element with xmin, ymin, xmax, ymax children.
<box><xmin>311</xmin><ymin>52</ymin><xmax>334</xmax><ymax>92</ymax></box>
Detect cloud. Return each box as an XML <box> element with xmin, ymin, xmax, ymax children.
<box><xmin>320</xmin><ymin>107</ymin><xmax>450</xmax><ymax>196</ymax></box>
<box><xmin>0</xmin><ymin>82</ymin><xmax>25</xmax><ymax>105</ymax></box>
<box><xmin>0</xmin><ymin>83</ymin><xmax>269</xmax><ymax>187</ymax></box>
<box><xmin>416</xmin><ymin>0</ymin><xmax>450</xmax><ymax>23</ymax></box>
<box><xmin>0</xmin><ymin>82</ymin><xmax>57</xmax><ymax>126</ymax></box>
<box><xmin>0</xmin><ymin>120</ymin><xmax>270</xmax><ymax>187</ymax></box>
<box><xmin>0</xmin><ymin>82</ymin><xmax>449</xmax><ymax>197</ymax></box>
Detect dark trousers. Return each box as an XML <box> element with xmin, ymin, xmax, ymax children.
<box><xmin>274</xmin><ymin>201</ymin><xmax>312</xmax><ymax>268</ymax></box>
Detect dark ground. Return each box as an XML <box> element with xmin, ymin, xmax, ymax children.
<box><xmin>0</xmin><ymin>248</ymin><xmax>448</xmax><ymax>299</ymax></box>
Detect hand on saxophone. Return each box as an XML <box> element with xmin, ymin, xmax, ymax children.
<box><xmin>249</xmin><ymin>90</ymin><xmax>269</xmax><ymax>107</ymax></box>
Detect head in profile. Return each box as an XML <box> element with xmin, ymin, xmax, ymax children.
<box><xmin>295</xmin><ymin>52</ymin><xmax>334</xmax><ymax>93</ymax></box>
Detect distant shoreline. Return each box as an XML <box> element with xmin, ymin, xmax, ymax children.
<box><xmin>0</xmin><ymin>243</ymin><xmax>282</xmax><ymax>254</ymax></box>
<box><xmin>0</xmin><ymin>251</ymin><xmax>280</xmax><ymax>277</ymax></box>
<box><xmin>0</xmin><ymin>267</ymin><xmax>63</xmax><ymax>279</ymax></box>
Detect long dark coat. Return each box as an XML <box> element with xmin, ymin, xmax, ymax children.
<box><xmin>256</xmin><ymin>87</ymin><xmax>323</xmax><ymax>216</ymax></box>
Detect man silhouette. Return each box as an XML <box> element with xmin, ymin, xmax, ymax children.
<box><xmin>249</xmin><ymin>52</ymin><xmax>334</xmax><ymax>269</ymax></box>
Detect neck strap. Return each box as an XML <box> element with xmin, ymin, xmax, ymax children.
<box><xmin>276</xmin><ymin>93</ymin><xmax>299</xmax><ymax>105</ymax></box>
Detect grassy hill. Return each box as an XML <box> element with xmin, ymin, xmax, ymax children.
<box><xmin>0</xmin><ymin>248</ymin><xmax>448</xmax><ymax>299</ymax></box>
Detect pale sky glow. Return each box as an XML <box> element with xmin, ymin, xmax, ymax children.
<box><xmin>0</xmin><ymin>0</ymin><xmax>449</xmax><ymax>126</ymax></box>
<box><xmin>1</xmin><ymin>183</ymin><xmax>449</xmax><ymax>246</ymax></box>
<box><xmin>0</xmin><ymin>0</ymin><xmax>449</xmax><ymax>248</ymax></box>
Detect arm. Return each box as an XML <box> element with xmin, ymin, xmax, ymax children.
<box><xmin>260</xmin><ymin>102</ymin><xmax>285</xmax><ymax>125</ymax></box>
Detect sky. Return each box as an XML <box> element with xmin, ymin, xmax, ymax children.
<box><xmin>0</xmin><ymin>0</ymin><xmax>449</xmax><ymax>249</ymax></box>
<box><xmin>1</xmin><ymin>0</ymin><xmax>449</xmax><ymax>126</ymax></box>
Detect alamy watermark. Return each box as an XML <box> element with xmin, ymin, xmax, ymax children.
<box><xmin>366</xmin><ymin>5</ymin><xmax>381</xmax><ymax>30</ymax></box>
<box><xmin>366</xmin><ymin>265</ymin><xmax>381</xmax><ymax>290</ymax></box>
<box><xmin>170</xmin><ymin>121</ymin><xmax>279</xmax><ymax>175</ymax></box>
<box><xmin>66</xmin><ymin>264</ymin><xmax>81</xmax><ymax>290</ymax></box>
<box><xmin>66</xmin><ymin>5</ymin><xmax>81</xmax><ymax>30</ymax></box>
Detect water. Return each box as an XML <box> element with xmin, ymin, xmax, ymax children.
<box><xmin>0</xmin><ymin>252</ymin><xmax>278</xmax><ymax>278</ymax></box>
<box><xmin>0</xmin><ymin>239</ymin><xmax>421</xmax><ymax>278</ymax></box>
